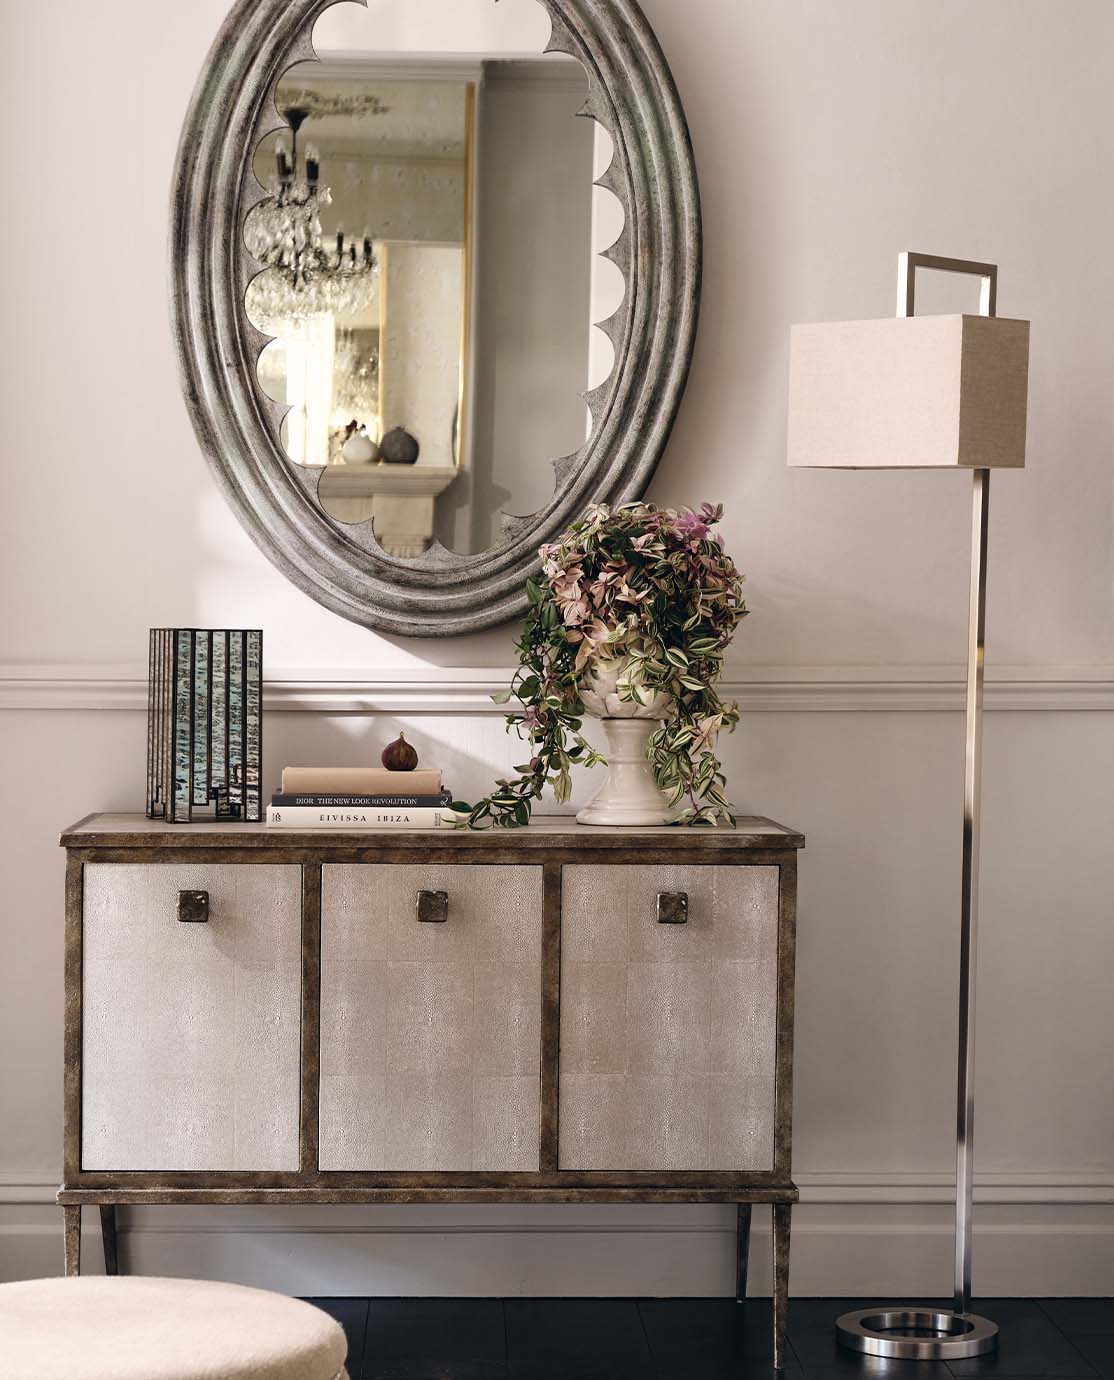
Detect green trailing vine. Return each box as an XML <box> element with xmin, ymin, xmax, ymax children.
<box><xmin>448</xmin><ymin>502</ymin><xmax>748</xmax><ymax>829</ymax></box>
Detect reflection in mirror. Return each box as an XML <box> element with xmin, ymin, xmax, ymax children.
<box><xmin>245</xmin><ymin>0</ymin><xmax>613</xmax><ymax>559</ymax></box>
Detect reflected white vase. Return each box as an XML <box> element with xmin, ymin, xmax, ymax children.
<box><xmin>576</xmin><ymin>658</ymin><xmax>674</xmax><ymax>827</ymax></box>
<box><xmin>341</xmin><ymin>432</ymin><xmax>379</xmax><ymax>466</ymax></box>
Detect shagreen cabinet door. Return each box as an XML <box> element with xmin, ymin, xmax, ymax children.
<box><xmin>559</xmin><ymin>865</ymin><xmax>780</xmax><ymax>1171</ymax></box>
<box><xmin>319</xmin><ymin>864</ymin><xmax>544</xmax><ymax>1172</ymax></box>
<box><xmin>81</xmin><ymin>864</ymin><xmax>303</xmax><ymax>1171</ymax></box>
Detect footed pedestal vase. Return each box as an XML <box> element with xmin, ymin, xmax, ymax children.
<box><xmin>576</xmin><ymin>658</ymin><xmax>673</xmax><ymax>827</ymax></box>
<box><xmin>576</xmin><ymin>718</ymin><xmax>675</xmax><ymax>826</ymax></box>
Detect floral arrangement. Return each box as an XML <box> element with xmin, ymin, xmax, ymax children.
<box><xmin>449</xmin><ymin>501</ymin><xmax>748</xmax><ymax>829</ymax></box>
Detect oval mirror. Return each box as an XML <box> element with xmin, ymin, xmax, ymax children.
<box><xmin>172</xmin><ymin>0</ymin><xmax>700</xmax><ymax>636</ymax></box>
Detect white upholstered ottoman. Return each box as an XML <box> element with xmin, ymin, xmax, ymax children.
<box><xmin>0</xmin><ymin>1278</ymin><xmax>349</xmax><ymax>1380</ymax></box>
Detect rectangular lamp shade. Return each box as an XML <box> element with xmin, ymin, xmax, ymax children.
<box><xmin>787</xmin><ymin>314</ymin><xmax>1030</xmax><ymax>469</ymax></box>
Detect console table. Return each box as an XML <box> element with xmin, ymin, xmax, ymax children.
<box><xmin>59</xmin><ymin>814</ymin><xmax>803</xmax><ymax>1368</ymax></box>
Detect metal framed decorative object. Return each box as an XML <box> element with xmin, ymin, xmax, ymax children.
<box><xmin>146</xmin><ymin>630</ymin><xmax>263</xmax><ymax>823</ymax></box>
<box><xmin>169</xmin><ymin>0</ymin><xmax>702</xmax><ymax>637</ymax></box>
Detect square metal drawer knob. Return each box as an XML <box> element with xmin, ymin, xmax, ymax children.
<box><xmin>177</xmin><ymin>890</ymin><xmax>210</xmax><ymax>924</ymax></box>
<box><xmin>416</xmin><ymin>890</ymin><xmax>449</xmax><ymax>924</ymax></box>
<box><xmin>657</xmin><ymin>892</ymin><xmax>689</xmax><ymax>925</ymax></box>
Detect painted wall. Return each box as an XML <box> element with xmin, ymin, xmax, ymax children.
<box><xmin>1</xmin><ymin>0</ymin><xmax>1112</xmax><ymax>1296</ymax></box>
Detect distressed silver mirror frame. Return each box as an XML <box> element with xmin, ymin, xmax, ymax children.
<box><xmin>171</xmin><ymin>0</ymin><xmax>701</xmax><ymax>637</ymax></box>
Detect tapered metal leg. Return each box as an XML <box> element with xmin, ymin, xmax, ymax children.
<box><xmin>735</xmin><ymin>1203</ymin><xmax>752</xmax><ymax>1303</ymax></box>
<box><xmin>772</xmin><ymin>1203</ymin><xmax>791</xmax><ymax>1372</ymax></box>
<box><xmin>63</xmin><ymin>1205</ymin><xmax>81</xmax><ymax>1277</ymax></box>
<box><xmin>99</xmin><ymin>1205</ymin><xmax>120</xmax><ymax>1276</ymax></box>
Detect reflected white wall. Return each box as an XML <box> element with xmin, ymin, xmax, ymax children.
<box><xmin>464</xmin><ymin>65</ymin><xmax>596</xmax><ymax>551</ymax></box>
<box><xmin>313</xmin><ymin>0</ymin><xmax>551</xmax><ymax>57</ymax></box>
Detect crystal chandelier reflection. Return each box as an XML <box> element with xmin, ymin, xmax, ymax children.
<box><xmin>244</xmin><ymin>107</ymin><xmax>378</xmax><ymax>332</ymax></box>
<box><xmin>327</xmin><ymin>330</ymin><xmax>380</xmax><ymax>463</ymax></box>
<box><xmin>333</xmin><ymin>329</ymin><xmax>379</xmax><ymax>419</ymax></box>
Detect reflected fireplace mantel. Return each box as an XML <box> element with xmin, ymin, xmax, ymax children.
<box><xmin>318</xmin><ymin>464</ymin><xmax>460</xmax><ymax>557</ymax></box>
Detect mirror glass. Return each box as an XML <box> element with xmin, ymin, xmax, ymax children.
<box><xmin>245</xmin><ymin>0</ymin><xmax>622</xmax><ymax>558</ymax></box>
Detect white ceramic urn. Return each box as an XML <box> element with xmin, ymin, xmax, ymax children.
<box><xmin>341</xmin><ymin>431</ymin><xmax>379</xmax><ymax>466</ymax></box>
<box><xmin>576</xmin><ymin>657</ymin><xmax>675</xmax><ymax>826</ymax></box>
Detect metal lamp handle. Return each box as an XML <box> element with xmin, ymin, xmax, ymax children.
<box><xmin>896</xmin><ymin>251</ymin><xmax>998</xmax><ymax>320</ymax></box>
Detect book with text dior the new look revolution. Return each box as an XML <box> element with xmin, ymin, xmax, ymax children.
<box><xmin>265</xmin><ymin>804</ymin><xmax>447</xmax><ymax>830</ymax></box>
<box><xmin>270</xmin><ymin>793</ymin><xmax>450</xmax><ymax>809</ymax></box>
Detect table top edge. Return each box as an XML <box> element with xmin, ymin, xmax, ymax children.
<box><xmin>61</xmin><ymin>812</ymin><xmax>806</xmax><ymax>851</ymax></box>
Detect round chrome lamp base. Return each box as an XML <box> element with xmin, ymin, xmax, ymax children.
<box><xmin>836</xmin><ymin>1308</ymin><xmax>999</xmax><ymax>1361</ymax></box>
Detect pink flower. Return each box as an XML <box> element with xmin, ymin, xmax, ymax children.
<box><xmin>673</xmin><ymin>511</ymin><xmax>711</xmax><ymax>542</ymax></box>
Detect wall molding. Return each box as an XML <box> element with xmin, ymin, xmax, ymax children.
<box><xmin>2</xmin><ymin>664</ymin><xmax>1112</xmax><ymax>715</ymax></box>
<box><xmin>3</xmin><ymin>1185</ymin><xmax>1110</xmax><ymax>1296</ymax></box>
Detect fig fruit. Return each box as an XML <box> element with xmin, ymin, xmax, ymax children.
<box><xmin>382</xmin><ymin>733</ymin><xmax>419</xmax><ymax>772</ymax></box>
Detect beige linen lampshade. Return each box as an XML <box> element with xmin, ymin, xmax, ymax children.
<box><xmin>787</xmin><ymin>313</ymin><xmax>1030</xmax><ymax>469</ymax></box>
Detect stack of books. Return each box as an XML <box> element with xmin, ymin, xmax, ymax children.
<box><xmin>265</xmin><ymin>767</ymin><xmax>451</xmax><ymax>830</ymax></box>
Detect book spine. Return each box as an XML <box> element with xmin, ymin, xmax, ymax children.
<box><xmin>270</xmin><ymin>794</ymin><xmax>450</xmax><ymax>809</ymax></box>
<box><xmin>266</xmin><ymin>805</ymin><xmax>446</xmax><ymax>829</ymax></box>
<box><xmin>281</xmin><ymin>769</ymin><xmax>443</xmax><ymax>794</ymax></box>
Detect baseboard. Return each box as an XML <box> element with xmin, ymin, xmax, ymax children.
<box><xmin>4</xmin><ymin>1184</ymin><xmax>1111</xmax><ymax>1296</ymax></box>
<box><xmin>3</xmin><ymin>1217</ymin><xmax>1108</xmax><ymax>1298</ymax></box>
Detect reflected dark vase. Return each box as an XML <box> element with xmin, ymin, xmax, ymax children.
<box><xmin>380</xmin><ymin>427</ymin><xmax>420</xmax><ymax>466</ymax></box>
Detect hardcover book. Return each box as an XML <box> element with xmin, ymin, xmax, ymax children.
<box><xmin>270</xmin><ymin>793</ymin><xmax>450</xmax><ymax>809</ymax></box>
<box><xmin>265</xmin><ymin>805</ymin><xmax>446</xmax><ymax>830</ymax></box>
<box><xmin>280</xmin><ymin>767</ymin><xmax>443</xmax><ymax>796</ymax></box>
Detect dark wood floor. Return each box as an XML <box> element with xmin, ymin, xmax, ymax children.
<box><xmin>304</xmin><ymin>1297</ymin><xmax>1114</xmax><ymax>1380</ymax></box>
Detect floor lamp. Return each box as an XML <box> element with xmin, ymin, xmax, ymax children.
<box><xmin>787</xmin><ymin>252</ymin><xmax>1031</xmax><ymax>1361</ymax></box>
